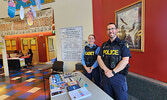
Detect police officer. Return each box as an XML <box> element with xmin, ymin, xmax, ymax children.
<box><xmin>81</xmin><ymin>34</ymin><xmax>100</xmax><ymax>87</ymax></box>
<box><xmin>97</xmin><ymin>23</ymin><xmax>131</xmax><ymax>100</ymax></box>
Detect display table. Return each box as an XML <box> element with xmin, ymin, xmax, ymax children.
<box><xmin>50</xmin><ymin>71</ymin><xmax>113</xmax><ymax>100</ymax></box>
<box><xmin>0</xmin><ymin>58</ymin><xmax>25</xmax><ymax>70</ymax></box>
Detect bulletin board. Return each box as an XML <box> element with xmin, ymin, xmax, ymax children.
<box><xmin>60</xmin><ymin>26</ymin><xmax>83</xmax><ymax>61</ymax></box>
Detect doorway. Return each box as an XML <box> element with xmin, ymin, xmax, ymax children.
<box><xmin>21</xmin><ymin>37</ymin><xmax>39</xmax><ymax>64</ymax></box>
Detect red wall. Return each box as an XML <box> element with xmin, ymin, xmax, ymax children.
<box><xmin>92</xmin><ymin>0</ymin><xmax>167</xmax><ymax>83</ymax></box>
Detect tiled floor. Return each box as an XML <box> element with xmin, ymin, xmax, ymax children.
<box><xmin>0</xmin><ymin>67</ymin><xmax>51</xmax><ymax>100</ymax></box>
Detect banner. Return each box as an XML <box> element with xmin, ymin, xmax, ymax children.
<box><xmin>13</xmin><ymin>0</ymin><xmax>55</xmax><ymax>10</ymax></box>
<box><xmin>0</xmin><ymin>8</ymin><xmax>53</xmax><ymax>36</ymax></box>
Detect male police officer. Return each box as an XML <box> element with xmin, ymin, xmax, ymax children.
<box><xmin>97</xmin><ymin>23</ymin><xmax>131</xmax><ymax>100</ymax></box>
<box><xmin>81</xmin><ymin>34</ymin><xmax>100</xmax><ymax>87</ymax></box>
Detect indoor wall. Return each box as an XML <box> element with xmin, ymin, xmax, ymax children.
<box><xmin>92</xmin><ymin>0</ymin><xmax>167</xmax><ymax>83</ymax></box>
<box><xmin>54</xmin><ymin>0</ymin><xmax>93</xmax><ymax>72</ymax></box>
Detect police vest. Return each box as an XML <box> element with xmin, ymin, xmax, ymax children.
<box><xmin>84</xmin><ymin>45</ymin><xmax>98</xmax><ymax>67</ymax></box>
<box><xmin>102</xmin><ymin>40</ymin><xmax>129</xmax><ymax>75</ymax></box>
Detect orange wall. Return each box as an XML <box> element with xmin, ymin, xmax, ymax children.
<box><xmin>93</xmin><ymin>0</ymin><xmax>167</xmax><ymax>82</ymax></box>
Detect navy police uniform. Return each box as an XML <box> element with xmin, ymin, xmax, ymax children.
<box><xmin>81</xmin><ymin>44</ymin><xmax>101</xmax><ymax>87</ymax></box>
<box><xmin>98</xmin><ymin>37</ymin><xmax>131</xmax><ymax>100</ymax></box>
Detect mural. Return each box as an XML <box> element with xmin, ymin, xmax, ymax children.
<box><xmin>8</xmin><ymin>0</ymin><xmax>55</xmax><ymax>10</ymax></box>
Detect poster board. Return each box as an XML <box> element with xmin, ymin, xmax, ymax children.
<box><xmin>60</xmin><ymin>26</ymin><xmax>83</xmax><ymax>61</ymax></box>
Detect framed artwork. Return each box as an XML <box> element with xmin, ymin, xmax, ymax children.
<box><xmin>115</xmin><ymin>0</ymin><xmax>145</xmax><ymax>52</ymax></box>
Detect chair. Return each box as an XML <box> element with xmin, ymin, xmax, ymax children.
<box><xmin>52</xmin><ymin>61</ymin><xmax>64</xmax><ymax>74</ymax></box>
<box><xmin>43</xmin><ymin>61</ymin><xmax>64</xmax><ymax>79</ymax></box>
<box><xmin>25</xmin><ymin>56</ymin><xmax>33</xmax><ymax>67</ymax></box>
<box><xmin>74</xmin><ymin>63</ymin><xmax>84</xmax><ymax>73</ymax></box>
<box><xmin>0</xmin><ymin>64</ymin><xmax>3</xmax><ymax>73</ymax></box>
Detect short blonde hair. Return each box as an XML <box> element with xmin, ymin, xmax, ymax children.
<box><xmin>88</xmin><ymin>34</ymin><xmax>95</xmax><ymax>39</ymax></box>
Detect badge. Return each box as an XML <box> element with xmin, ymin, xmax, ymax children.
<box><xmin>125</xmin><ymin>43</ymin><xmax>129</xmax><ymax>48</ymax></box>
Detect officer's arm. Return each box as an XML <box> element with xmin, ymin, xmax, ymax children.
<box><xmin>113</xmin><ymin>57</ymin><xmax>129</xmax><ymax>74</ymax></box>
<box><xmin>81</xmin><ymin>48</ymin><xmax>87</xmax><ymax>68</ymax></box>
<box><xmin>97</xmin><ymin>55</ymin><xmax>109</xmax><ymax>72</ymax></box>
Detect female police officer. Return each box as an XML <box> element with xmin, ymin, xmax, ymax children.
<box><xmin>81</xmin><ymin>34</ymin><xmax>100</xmax><ymax>87</ymax></box>
<box><xmin>97</xmin><ymin>23</ymin><xmax>131</xmax><ymax>100</ymax></box>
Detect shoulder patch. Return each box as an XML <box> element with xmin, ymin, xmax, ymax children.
<box><xmin>124</xmin><ymin>43</ymin><xmax>129</xmax><ymax>48</ymax></box>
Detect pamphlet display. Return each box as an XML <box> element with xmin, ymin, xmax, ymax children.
<box><xmin>50</xmin><ymin>74</ymin><xmax>66</xmax><ymax>97</ymax></box>
<box><xmin>50</xmin><ymin>72</ymin><xmax>91</xmax><ymax>99</ymax></box>
<box><xmin>68</xmin><ymin>87</ymin><xmax>91</xmax><ymax>100</ymax></box>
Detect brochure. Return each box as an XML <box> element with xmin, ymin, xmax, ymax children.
<box><xmin>68</xmin><ymin>87</ymin><xmax>91</xmax><ymax>100</ymax></box>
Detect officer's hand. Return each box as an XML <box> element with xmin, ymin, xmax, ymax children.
<box><xmin>85</xmin><ymin>67</ymin><xmax>92</xmax><ymax>74</ymax></box>
<box><xmin>105</xmin><ymin>70</ymin><xmax>114</xmax><ymax>78</ymax></box>
<box><xmin>90</xmin><ymin>66</ymin><xmax>94</xmax><ymax>70</ymax></box>
<box><xmin>87</xmin><ymin>68</ymin><xmax>92</xmax><ymax>73</ymax></box>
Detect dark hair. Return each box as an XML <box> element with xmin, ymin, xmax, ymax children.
<box><xmin>107</xmin><ymin>22</ymin><xmax>118</xmax><ymax>29</ymax></box>
<box><xmin>28</xmin><ymin>49</ymin><xmax>33</xmax><ymax>54</ymax></box>
<box><xmin>14</xmin><ymin>50</ymin><xmax>18</xmax><ymax>53</ymax></box>
<box><xmin>88</xmin><ymin>34</ymin><xmax>96</xmax><ymax>39</ymax></box>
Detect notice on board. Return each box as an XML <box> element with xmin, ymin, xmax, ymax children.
<box><xmin>60</xmin><ymin>26</ymin><xmax>83</xmax><ymax>61</ymax></box>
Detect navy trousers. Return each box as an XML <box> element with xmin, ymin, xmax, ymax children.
<box><xmin>84</xmin><ymin>67</ymin><xmax>100</xmax><ymax>87</ymax></box>
<box><xmin>103</xmin><ymin>73</ymin><xmax>128</xmax><ymax>100</ymax></box>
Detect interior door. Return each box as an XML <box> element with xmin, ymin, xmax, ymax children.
<box><xmin>37</xmin><ymin>36</ymin><xmax>47</xmax><ymax>62</ymax></box>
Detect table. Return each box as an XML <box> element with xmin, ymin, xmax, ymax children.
<box><xmin>50</xmin><ymin>71</ymin><xmax>113</xmax><ymax>100</ymax></box>
<box><xmin>0</xmin><ymin>58</ymin><xmax>25</xmax><ymax>70</ymax></box>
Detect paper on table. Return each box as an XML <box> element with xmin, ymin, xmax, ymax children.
<box><xmin>68</xmin><ymin>87</ymin><xmax>91</xmax><ymax>100</ymax></box>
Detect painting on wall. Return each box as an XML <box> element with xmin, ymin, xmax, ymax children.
<box><xmin>115</xmin><ymin>0</ymin><xmax>145</xmax><ymax>52</ymax></box>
